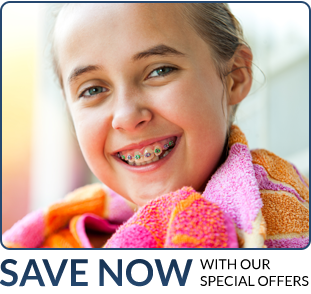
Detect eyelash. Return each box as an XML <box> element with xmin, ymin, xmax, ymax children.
<box><xmin>78</xmin><ymin>66</ymin><xmax>178</xmax><ymax>98</ymax></box>
<box><xmin>146</xmin><ymin>66</ymin><xmax>178</xmax><ymax>79</ymax></box>
<box><xmin>79</xmin><ymin>86</ymin><xmax>108</xmax><ymax>98</ymax></box>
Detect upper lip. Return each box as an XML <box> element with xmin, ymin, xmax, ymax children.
<box><xmin>112</xmin><ymin>134</ymin><xmax>179</xmax><ymax>155</ymax></box>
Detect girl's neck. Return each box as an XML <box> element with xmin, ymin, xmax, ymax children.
<box><xmin>197</xmin><ymin>135</ymin><xmax>229</xmax><ymax>193</ymax></box>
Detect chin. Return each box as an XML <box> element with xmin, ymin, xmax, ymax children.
<box><xmin>128</xmin><ymin>181</ymin><xmax>184</xmax><ymax>207</ymax></box>
<box><xmin>130</xmin><ymin>191</ymin><xmax>163</xmax><ymax>207</ymax></box>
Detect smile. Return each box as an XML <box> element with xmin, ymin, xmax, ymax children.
<box><xmin>117</xmin><ymin>137</ymin><xmax>177</xmax><ymax>166</ymax></box>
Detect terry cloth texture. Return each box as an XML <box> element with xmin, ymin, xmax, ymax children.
<box><xmin>3</xmin><ymin>126</ymin><xmax>309</xmax><ymax>248</ymax></box>
<box><xmin>105</xmin><ymin>189</ymin><xmax>238</xmax><ymax>248</ymax></box>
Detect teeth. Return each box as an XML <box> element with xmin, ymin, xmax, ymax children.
<box><xmin>119</xmin><ymin>138</ymin><xmax>176</xmax><ymax>166</ymax></box>
<box><xmin>126</xmin><ymin>153</ymin><xmax>135</xmax><ymax>162</ymax></box>
<box><xmin>144</xmin><ymin>147</ymin><xmax>154</xmax><ymax>161</ymax></box>
<box><xmin>134</xmin><ymin>151</ymin><xmax>144</xmax><ymax>163</ymax></box>
<box><xmin>120</xmin><ymin>137</ymin><xmax>176</xmax><ymax>162</ymax></box>
<box><xmin>125</xmin><ymin>153</ymin><xmax>167</xmax><ymax>166</ymax></box>
<box><xmin>152</xmin><ymin>156</ymin><xmax>159</xmax><ymax>162</ymax></box>
<box><xmin>154</xmin><ymin>145</ymin><xmax>162</xmax><ymax>156</ymax></box>
<box><xmin>118</xmin><ymin>137</ymin><xmax>176</xmax><ymax>161</ymax></box>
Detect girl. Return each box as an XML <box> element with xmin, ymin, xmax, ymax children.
<box><xmin>3</xmin><ymin>3</ymin><xmax>309</xmax><ymax>248</ymax></box>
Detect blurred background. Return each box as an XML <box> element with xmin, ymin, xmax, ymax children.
<box><xmin>2</xmin><ymin>3</ymin><xmax>309</xmax><ymax>233</ymax></box>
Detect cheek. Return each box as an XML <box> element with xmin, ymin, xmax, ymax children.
<box><xmin>151</xmin><ymin>73</ymin><xmax>227</xmax><ymax>133</ymax></box>
<box><xmin>156</xmin><ymin>73</ymin><xmax>227</xmax><ymax>171</ymax></box>
<box><xmin>70</xmin><ymin>107</ymin><xmax>109</xmax><ymax>163</ymax></box>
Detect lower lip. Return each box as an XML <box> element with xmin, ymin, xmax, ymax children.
<box><xmin>114</xmin><ymin>136</ymin><xmax>181</xmax><ymax>173</ymax></box>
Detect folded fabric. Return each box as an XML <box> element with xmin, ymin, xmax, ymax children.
<box><xmin>105</xmin><ymin>188</ymin><xmax>238</xmax><ymax>248</ymax></box>
<box><xmin>3</xmin><ymin>184</ymin><xmax>136</xmax><ymax>248</ymax></box>
<box><xmin>3</xmin><ymin>126</ymin><xmax>309</xmax><ymax>248</ymax></box>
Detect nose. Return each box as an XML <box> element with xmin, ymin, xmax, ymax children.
<box><xmin>111</xmin><ymin>91</ymin><xmax>152</xmax><ymax>132</ymax></box>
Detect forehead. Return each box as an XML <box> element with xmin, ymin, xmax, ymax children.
<box><xmin>56</xmin><ymin>3</ymin><xmax>189</xmax><ymax>43</ymax></box>
<box><xmin>54</xmin><ymin>3</ymin><xmax>207</xmax><ymax>85</ymax></box>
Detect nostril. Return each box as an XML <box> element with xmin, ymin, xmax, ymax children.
<box><xmin>137</xmin><ymin>120</ymin><xmax>146</xmax><ymax>126</ymax></box>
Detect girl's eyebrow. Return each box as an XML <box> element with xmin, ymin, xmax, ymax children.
<box><xmin>68</xmin><ymin>45</ymin><xmax>185</xmax><ymax>85</ymax></box>
<box><xmin>132</xmin><ymin>44</ymin><xmax>186</xmax><ymax>61</ymax></box>
<box><xmin>68</xmin><ymin>65</ymin><xmax>103</xmax><ymax>85</ymax></box>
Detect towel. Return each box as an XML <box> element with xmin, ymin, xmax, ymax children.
<box><xmin>3</xmin><ymin>126</ymin><xmax>309</xmax><ymax>248</ymax></box>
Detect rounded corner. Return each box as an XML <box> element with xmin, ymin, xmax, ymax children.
<box><xmin>301</xmin><ymin>238</ymin><xmax>311</xmax><ymax>250</ymax></box>
<box><xmin>1</xmin><ymin>1</ymin><xmax>12</xmax><ymax>12</ymax></box>
<box><xmin>1</xmin><ymin>239</ymin><xmax>11</xmax><ymax>250</ymax></box>
<box><xmin>299</xmin><ymin>1</ymin><xmax>311</xmax><ymax>11</ymax></box>
<box><xmin>2</xmin><ymin>3</ymin><xmax>12</xmax><ymax>14</ymax></box>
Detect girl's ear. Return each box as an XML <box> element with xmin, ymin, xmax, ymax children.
<box><xmin>226</xmin><ymin>45</ymin><xmax>253</xmax><ymax>105</ymax></box>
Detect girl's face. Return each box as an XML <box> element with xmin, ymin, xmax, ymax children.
<box><xmin>56</xmin><ymin>3</ymin><xmax>228</xmax><ymax>206</ymax></box>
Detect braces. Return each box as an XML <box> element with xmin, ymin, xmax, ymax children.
<box><xmin>119</xmin><ymin>140</ymin><xmax>175</xmax><ymax>162</ymax></box>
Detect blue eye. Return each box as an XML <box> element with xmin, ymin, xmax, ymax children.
<box><xmin>148</xmin><ymin>67</ymin><xmax>176</xmax><ymax>78</ymax></box>
<box><xmin>81</xmin><ymin>86</ymin><xmax>106</xmax><ymax>97</ymax></box>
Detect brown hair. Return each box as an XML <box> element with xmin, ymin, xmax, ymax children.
<box><xmin>50</xmin><ymin>3</ymin><xmax>70</xmax><ymax>89</ymax></box>
<box><xmin>51</xmin><ymin>3</ymin><xmax>251</xmax><ymax>125</ymax></box>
